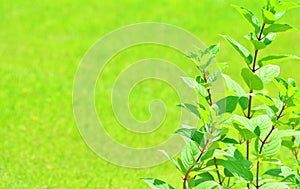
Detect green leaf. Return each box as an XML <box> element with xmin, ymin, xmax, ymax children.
<box><xmin>275</xmin><ymin>2</ymin><xmax>300</xmax><ymax>12</ymax></box>
<box><xmin>244</xmin><ymin>32</ymin><xmax>268</xmax><ymax>49</ymax></box>
<box><xmin>260</xmin><ymin>183</ymin><xmax>290</xmax><ymax>189</ymax></box>
<box><xmin>241</xmin><ymin>68</ymin><xmax>264</xmax><ymax>90</ymax></box>
<box><xmin>251</xmin><ymin>40</ymin><xmax>267</xmax><ymax>50</ymax></box>
<box><xmin>204</xmin><ymin>44</ymin><xmax>220</xmax><ymax>55</ymax></box>
<box><xmin>232</xmin><ymin>115</ymin><xmax>255</xmax><ymax>132</ymax></box>
<box><xmin>277</xmin><ymin>130</ymin><xmax>300</xmax><ymax>138</ymax></box>
<box><xmin>175</xmin><ymin>128</ymin><xmax>204</xmax><ymax>144</ymax></box>
<box><xmin>239</xmin><ymin>96</ymin><xmax>249</xmax><ymax>110</ymax></box>
<box><xmin>263</xmin><ymin>24</ymin><xmax>293</xmax><ymax>35</ymax></box>
<box><xmin>258</xmin><ymin>55</ymin><xmax>300</xmax><ymax>66</ymax></box>
<box><xmin>222</xmin><ymin>35</ymin><xmax>253</xmax><ymax>64</ymax></box>
<box><xmin>257</xmin><ymin>129</ymin><xmax>282</xmax><ymax>157</ymax></box>
<box><xmin>224</xmin><ymin>168</ymin><xmax>234</xmax><ymax>177</ymax></box>
<box><xmin>232</xmin><ymin>5</ymin><xmax>260</xmax><ymax>33</ymax></box>
<box><xmin>264</xmin><ymin>168</ymin><xmax>282</xmax><ymax>177</ymax></box>
<box><xmin>193</xmin><ymin>181</ymin><xmax>220</xmax><ymax>189</ymax></box>
<box><xmin>198</xmin><ymin>56</ymin><xmax>215</xmax><ymax>70</ymax></box>
<box><xmin>261</xmin><ymin>33</ymin><xmax>276</xmax><ymax>46</ymax></box>
<box><xmin>207</xmin><ymin>141</ymin><xmax>227</xmax><ymax>151</ymax></box>
<box><xmin>257</xmin><ymin>64</ymin><xmax>280</xmax><ymax>84</ymax></box>
<box><xmin>262</xmin><ymin>9</ymin><xmax>277</xmax><ymax>24</ymax></box>
<box><xmin>178</xmin><ymin>103</ymin><xmax>200</xmax><ymax>118</ymax></box>
<box><xmin>187</xmin><ymin>52</ymin><xmax>201</xmax><ymax>62</ymax></box>
<box><xmin>281</xmin><ymin>140</ymin><xmax>297</xmax><ymax>151</ymax></box>
<box><xmin>207</xmin><ymin>67</ymin><xmax>226</xmax><ymax>84</ymax></box>
<box><xmin>254</xmin><ymin>126</ymin><xmax>261</xmax><ymax>137</ymax></box>
<box><xmin>195</xmin><ymin>173</ymin><xmax>215</xmax><ymax>186</ymax></box>
<box><xmin>181</xmin><ymin>77</ymin><xmax>209</xmax><ymax>98</ymax></box>
<box><xmin>251</xmin><ymin>115</ymin><xmax>272</xmax><ymax>138</ymax></box>
<box><xmin>222</xmin><ymin>138</ymin><xmax>239</xmax><ymax>144</ymax></box>
<box><xmin>216</xmin><ymin>96</ymin><xmax>239</xmax><ymax>115</ymax></box>
<box><xmin>233</xmin><ymin>124</ymin><xmax>256</xmax><ymax>140</ymax></box>
<box><xmin>254</xmin><ymin>93</ymin><xmax>276</xmax><ymax>107</ymax></box>
<box><xmin>273</xmin><ymin>77</ymin><xmax>288</xmax><ymax>95</ymax></box>
<box><xmin>222</xmin><ymin>74</ymin><xmax>247</xmax><ymax>96</ymax></box>
<box><xmin>200</xmin><ymin>150</ymin><xmax>214</xmax><ymax>161</ymax></box>
<box><xmin>159</xmin><ymin>150</ymin><xmax>182</xmax><ymax>173</ymax></box>
<box><xmin>281</xmin><ymin>165</ymin><xmax>300</xmax><ymax>184</ymax></box>
<box><xmin>141</xmin><ymin>178</ymin><xmax>175</xmax><ymax>189</ymax></box>
<box><xmin>217</xmin><ymin>159</ymin><xmax>253</xmax><ymax>182</ymax></box>
<box><xmin>181</xmin><ymin>142</ymin><xmax>200</xmax><ymax>171</ymax></box>
<box><xmin>197</xmin><ymin>172</ymin><xmax>214</xmax><ymax>181</ymax></box>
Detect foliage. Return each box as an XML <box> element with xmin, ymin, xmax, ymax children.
<box><xmin>143</xmin><ymin>1</ymin><xmax>300</xmax><ymax>188</ymax></box>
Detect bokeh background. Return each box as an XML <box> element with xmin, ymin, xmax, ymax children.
<box><xmin>1</xmin><ymin>0</ymin><xmax>300</xmax><ymax>188</ymax></box>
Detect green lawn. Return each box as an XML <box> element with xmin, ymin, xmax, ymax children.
<box><xmin>1</xmin><ymin>0</ymin><xmax>300</xmax><ymax>188</ymax></box>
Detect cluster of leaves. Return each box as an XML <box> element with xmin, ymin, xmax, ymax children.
<box><xmin>142</xmin><ymin>1</ymin><xmax>300</xmax><ymax>189</ymax></box>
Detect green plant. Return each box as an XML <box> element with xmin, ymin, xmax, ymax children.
<box><xmin>142</xmin><ymin>1</ymin><xmax>300</xmax><ymax>188</ymax></box>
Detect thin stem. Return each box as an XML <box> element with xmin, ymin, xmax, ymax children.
<box><xmin>182</xmin><ymin>69</ymin><xmax>214</xmax><ymax>189</ymax></box>
<box><xmin>258</xmin><ymin>23</ymin><xmax>266</xmax><ymax>40</ymax></box>
<box><xmin>246</xmin><ymin>140</ymin><xmax>250</xmax><ymax>160</ymax></box>
<box><xmin>214</xmin><ymin>157</ymin><xmax>223</xmax><ymax>185</ymax></box>
<box><xmin>183</xmin><ymin>140</ymin><xmax>209</xmax><ymax>189</ymax></box>
<box><xmin>245</xmin><ymin>22</ymin><xmax>266</xmax><ymax>189</ymax></box>
<box><xmin>256</xmin><ymin>161</ymin><xmax>260</xmax><ymax>189</ymax></box>
<box><xmin>252</xmin><ymin>50</ymin><xmax>259</xmax><ymax>72</ymax></box>
<box><xmin>203</xmin><ymin>73</ymin><xmax>213</xmax><ymax>106</ymax></box>
<box><xmin>227</xmin><ymin>177</ymin><xmax>231</xmax><ymax>187</ymax></box>
<box><xmin>255</xmin><ymin>104</ymin><xmax>286</xmax><ymax>188</ymax></box>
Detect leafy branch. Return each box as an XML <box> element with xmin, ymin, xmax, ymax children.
<box><xmin>143</xmin><ymin>1</ymin><xmax>300</xmax><ymax>189</ymax></box>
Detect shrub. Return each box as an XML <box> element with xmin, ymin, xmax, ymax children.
<box><xmin>142</xmin><ymin>1</ymin><xmax>300</xmax><ymax>188</ymax></box>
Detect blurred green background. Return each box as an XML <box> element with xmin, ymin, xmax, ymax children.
<box><xmin>1</xmin><ymin>0</ymin><xmax>300</xmax><ymax>188</ymax></box>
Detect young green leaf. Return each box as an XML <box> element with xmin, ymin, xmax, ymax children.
<box><xmin>216</xmin><ymin>159</ymin><xmax>253</xmax><ymax>182</ymax></box>
<box><xmin>178</xmin><ymin>103</ymin><xmax>200</xmax><ymax>118</ymax></box>
<box><xmin>260</xmin><ymin>183</ymin><xmax>290</xmax><ymax>189</ymax></box>
<box><xmin>257</xmin><ymin>130</ymin><xmax>282</xmax><ymax>157</ymax></box>
<box><xmin>159</xmin><ymin>150</ymin><xmax>182</xmax><ymax>173</ymax></box>
<box><xmin>262</xmin><ymin>33</ymin><xmax>276</xmax><ymax>46</ymax></box>
<box><xmin>245</xmin><ymin>32</ymin><xmax>268</xmax><ymax>49</ymax></box>
<box><xmin>251</xmin><ymin>115</ymin><xmax>272</xmax><ymax>137</ymax></box>
<box><xmin>275</xmin><ymin>2</ymin><xmax>300</xmax><ymax>12</ymax></box>
<box><xmin>181</xmin><ymin>141</ymin><xmax>200</xmax><ymax>171</ymax></box>
<box><xmin>193</xmin><ymin>181</ymin><xmax>220</xmax><ymax>189</ymax></box>
<box><xmin>239</xmin><ymin>96</ymin><xmax>249</xmax><ymax>110</ymax></box>
<box><xmin>241</xmin><ymin>68</ymin><xmax>264</xmax><ymax>90</ymax></box>
<box><xmin>222</xmin><ymin>35</ymin><xmax>253</xmax><ymax>64</ymax></box>
<box><xmin>222</xmin><ymin>74</ymin><xmax>247</xmax><ymax>96</ymax></box>
<box><xmin>252</xmin><ymin>40</ymin><xmax>267</xmax><ymax>50</ymax></box>
<box><xmin>257</xmin><ymin>64</ymin><xmax>280</xmax><ymax>84</ymax></box>
<box><xmin>196</xmin><ymin>172</ymin><xmax>214</xmax><ymax>183</ymax></box>
<box><xmin>175</xmin><ymin>128</ymin><xmax>204</xmax><ymax>144</ymax></box>
<box><xmin>207</xmin><ymin>67</ymin><xmax>226</xmax><ymax>84</ymax></box>
<box><xmin>216</xmin><ymin>96</ymin><xmax>239</xmax><ymax>115</ymax></box>
<box><xmin>254</xmin><ymin>93</ymin><xmax>276</xmax><ymax>107</ymax></box>
<box><xmin>187</xmin><ymin>52</ymin><xmax>201</xmax><ymax>62</ymax></box>
<box><xmin>281</xmin><ymin>140</ymin><xmax>297</xmax><ymax>151</ymax></box>
<box><xmin>232</xmin><ymin>5</ymin><xmax>260</xmax><ymax>33</ymax></box>
<box><xmin>277</xmin><ymin>130</ymin><xmax>300</xmax><ymax>138</ymax></box>
<box><xmin>258</xmin><ymin>55</ymin><xmax>300</xmax><ymax>66</ymax></box>
<box><xmin>273</xmin><ymin>77</ymin><xmax>288</xmax><ymax>95</ymax></box>
<box><xmin>181</xmin><ymin>77</ymin><xmax>209</xmax><ymax>98</ymax></box>
<box><xmin>141</xmin><ymin>178</ymin><xmax>175</xmax><ymax>189</ymax></box>
<box><xmin>263</xmin><ymin>24</ymin><xmax>293</xmax><ymax>35</ymax></box>
<box><xmin>232</xmin><ymin>115</ymin><xmax>255</xmax><ymax>132</ymax></box>
<box><xmin>262</xmin><ymin>9</ymin><xmax>277</xmax><ymax>24</ymax></box>
<box><xmin>222</xmin><ymin>138</ymin><xmax>239</xmax><ymax>144</ymax></box>
<box><xmin>204</xmin><ymin>43</ymin><xmax>220</xmax><ymax>55</ymax></box>
<box><xmin>264</xmin><ymin>168</ymin><xmax>282</xmax><ymax>177</ymax></box>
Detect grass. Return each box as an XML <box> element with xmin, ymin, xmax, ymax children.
<box><xmin>1</xmin><ymin>0</ymin><xmax>300</xmax><ymax>188</ymax></box>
